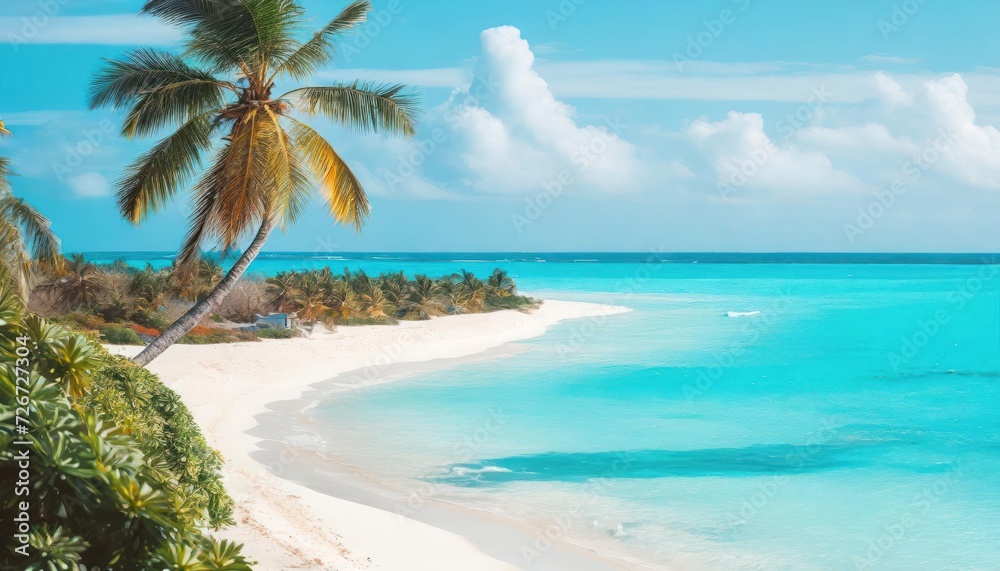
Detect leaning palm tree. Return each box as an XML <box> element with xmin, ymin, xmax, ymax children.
<box><xmin>90</xmin><ymin>0</ymin><xmax>418</xmax><ymax>365</ymax></box>
<box><xmin>0</xmin><ymin>124</ymin><xmax>61</xmax><ymax>297</ymax></box>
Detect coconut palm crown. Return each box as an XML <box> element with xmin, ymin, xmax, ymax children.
<box><xmin>89</xmin><ymin>0</ymin><xmax>419</xmax><ymax>365</ymax></box>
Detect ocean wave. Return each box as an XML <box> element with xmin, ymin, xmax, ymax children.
<box><xmin>726</xmin><ymin>311</ymin><xmax>761</xmax><ymax>317</ymax></box>
<box><xmin>450</xmin><ymin>465</ymin><xmax>513</xmax><ymax>477</ymax></box>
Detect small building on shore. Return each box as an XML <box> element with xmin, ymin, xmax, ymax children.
<box><xmin>254</xmin><ymin>312</ymin><xmax>299</xmax><ymax>329</ymax></box>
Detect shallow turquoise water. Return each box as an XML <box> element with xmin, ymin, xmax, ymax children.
<box><xmin>100</xmin><ymin>254</ymin><xmax>1000</xmax><ymax>569</ymax></box>
<box><xmin>311</xmin><ymin>260</ymin><xmax>998</xmax><ymax>569</ymax></box>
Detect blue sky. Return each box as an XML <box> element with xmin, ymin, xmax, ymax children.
<box><xmin>0</xmin><ymin>0</ymin><xmax>998</xmax><ymax>253</ymax></box>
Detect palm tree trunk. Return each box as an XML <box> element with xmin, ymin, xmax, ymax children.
<box><xmin>132</xmin><ymin>219</ymin><xmax>273</xmax><ymax>367</ymax></box>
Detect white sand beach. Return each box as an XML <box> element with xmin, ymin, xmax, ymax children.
<box><xmin>109</xmin><ymin>299</ymin><xmax>636</xmax><ymax>571</ymax></box>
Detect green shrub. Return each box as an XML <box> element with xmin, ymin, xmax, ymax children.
<box><xmin>99</xmin><ymin>325</ymin><xmax>142</xmax><ymax>345</ymax></box>
<box><xmin>0</xmin><ymin>285</ymin><xmax>251</xmax><ymax>569</ymax></box>
<box><xmin>255</xmin><ymin>327</ymin><xmax>302</xmax><ymax>339</ymax></box>
<box><xmin>57</xmin><ymin>311</ymin><xmax>108</xmax><ymax>332</ymax></box>
<box><xmin>82</xmin><ymin>356</ymin><xmax>235</xmax><ymax>527</ymax></box>
<box><xmin>178</xmin><ymin>327</ymin><xmax>259</xmax><ymax>344</ymax></box>
<box><xmin>484</xmin><ymin>294</ymin><xmax>540</xmax><ymax>312</ymax></box>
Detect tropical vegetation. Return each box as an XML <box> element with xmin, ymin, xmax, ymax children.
<box><xmin>27</xmin><ymin>257</ymin><xmax>536</xmax><ymax>342</ymax></box>
<box><xmin>0</xmin><ymin>282</ymin><xmax>251</xmax><ymax>569</ymax></box>
<box><xmin>90</xmin><ymin>0</ymin><xmax>420</xmax><ymax>365</ymax></box>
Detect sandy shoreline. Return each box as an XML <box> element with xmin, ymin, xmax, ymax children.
<box><xmin>108</xmin><ymin>299</ymin><xmax>638</xmax><ymax>570</ymax></box>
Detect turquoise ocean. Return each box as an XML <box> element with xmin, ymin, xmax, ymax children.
<box><xmin>89</xmin><ymin>253</ymin><xmax>1000</xmax><ymax>570</ymax></box>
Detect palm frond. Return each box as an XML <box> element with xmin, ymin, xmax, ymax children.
<box><xmin>120</xmin><ymin>78</ymin><xmax>227</xmax><ymax>139</ymax></box>
<box><xmin>0</xmin><ymin>195</ymin><xmax>61</xmax><ymax>264</ymax></box>
<box><xmin>262</xmin><ymin>108</ymin><xmax>311</xmax><ymax>228</ymax></box>
<box><xmin>213</xmin><ymin>108</ymin><xmax>274</xmax><ymax>250</ymax></box>
<box><xmin>117</xmin><ymin>112</ymin><xmax>218</xmax><ymax>223</ymax></box>
<box><xmin>177</xmin><ymin>146</ymin><xmax>228</xmax><ymax>268</ymax></box>
<box><xmin>0</xmin><ymin>156</ymin><xmax>13</xmax><ymax>194</ymax></box>
<box><xmin>89</xmin><ymin>48</ymin><xmax>232</xmax><ymax>111</ymax></box>
<box><xmin>141</xmin><ymin>0</ymin><xmax>230</xmax><ymax>25</ymax></box>
<box><xmin>283</xmin><ymin>82</ymin><xmax>419</xmax><ymax>137</ymax></box>
<box><xmin>274</xmin><ymin>0</ymin><xmax>370</xmax><ymax>80</ymax></box>
<box><xmin>287</xmin><ymin>118</ymin><xmax>369</xmax><ymax>229</ymax></box>
<box><xmin>0</xmin><ymin>216</ymin><xmax>32</xmax><ymax>296</ymax></box>
<box><xmin>186</xmin><ymin>0</ymin><xmax>304</xmax><ymax>78</ymax></box>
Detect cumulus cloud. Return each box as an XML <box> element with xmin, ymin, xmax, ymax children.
<box><xmin>359</xmin><ymin>25</ymin><xmax>642</xmax><ymax>198</ymax></box>
<box><xmin>802</xmin><ymin>73</ymin><xmax>1000</xmax><ymax>190</ymax></box>
<box><xmin>683</xmin><ymin>111</ymin><xmax>867</xmax><ymax>197</ymax></box>
<box><xmin>670</xmin><ymin>72</ymin><xmax>1000</xmax><ymax>198</ymax></box>
<box><xmin>67</xmin><ymin>172</ymin><xmax>110</xmax><ymax>198</ymax></box>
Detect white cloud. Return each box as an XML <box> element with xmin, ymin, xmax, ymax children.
<box><xmin>443</xmin><ymin>26</ymin><xmax>639</xmax><ymax>192</ymax></box>
<box><xmin>684</xmin><ymin>111</ymin><xmax>867</xmax><ymax>196</ymax></box>
<box><xmin>2</xmin><ymin>15</ymin><xmax>180</xmax><ymax>46</ymax></box>
<box><xmin>670</xmin><ymin>71</ymin><xmax>1000</xmax><ymax>198</ymax></box>
<box><xmin>354</xmin><ymin>25</ymin><xmax>642</xmax><ymax>198</ymax></box>
<box><xmin>67</xmin><ymin>172</ymin><xmax>110</xmax><ymax>198</ymax></box>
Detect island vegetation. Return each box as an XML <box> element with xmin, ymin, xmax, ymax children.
<box><xmin>28</xmin><ymin>258</ymin><xmax>538</xmax><ymax>345</ymax></box>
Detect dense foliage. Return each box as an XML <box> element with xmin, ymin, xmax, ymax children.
<box><xmin>265</xmin><ymin>267</ymin><xmax>536</xmax><ymax>324</ymax></box>
<box><xmin>30</xmin><ymin>257</ymin><xmax>538</xmax><ymax>340</ymax></box>
<box><xmin>0</xmin><ymin>284</ymin><xmax>248</xmax><ymax>569</ymax></box>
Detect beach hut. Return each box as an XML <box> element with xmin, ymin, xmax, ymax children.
<box><xmin>254</xmin><ymin>312</ymin><xmax>299</xmax><ymax>329</ymax></box>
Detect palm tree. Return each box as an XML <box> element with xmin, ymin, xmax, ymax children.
<box><xmin>0</xmin><ymin>122</ymin><xmax>61</xmax><ymax>297</ymax></box>
<box><xmin>400</xmin><ymin>274</ymin><xmax>445</xmax><ymax>319</ymax></box>
<box><xmin>90</xmin><ymin>0</ymin><xmax>418</xmax><ymax>366</ymax></box>
<box><xmin>356</xmin><ymin>281</ymin><xmax>390</xmax><ymax>318</ymax></box>
<box><xmin>43</xmin><ymin>254</ymin><xmax>108</xmax><ymax>310</ymax></box>
<box><xmin>265</xmin><ymin>270</ymin><xmax>298</xmax><ymax>312</ymax></box>
<box><xmin>455</xmin><ymin>269</ymin><xmax>487</xmax><ymax>312</ymax></box>
<box><xmin>487</xmin><ymin>268</ymin><xmax>516</xmax><ymax>299</ymax></box>
<box><xmin>173</xmin><ymin>257</ymin><xmax>223</xmax><ymax>302</ymax></box>
<box><xmin>289</xmin><ymin>273</ymin><xmax>333</xmax><ymax>324</ymax></box>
